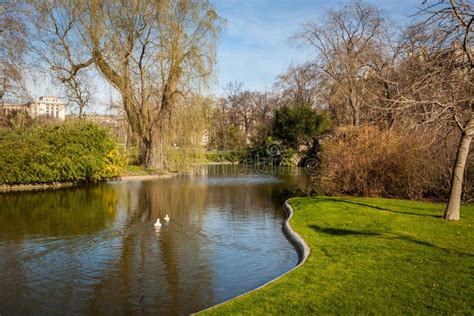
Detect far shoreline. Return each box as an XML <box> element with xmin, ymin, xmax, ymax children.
<box><xmin>0</xmin><ymin>162</ymin><xmax>239</xmax><ymax>193</ymax></box>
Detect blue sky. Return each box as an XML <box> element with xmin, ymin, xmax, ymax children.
<box><xmin>213</xmin><ymin>0</ymin><xmax>419</xmax><ymax>93</ymax></box>
<box><xmin>31</xmin><ymin>0</ymin><xmax>420</xmax><ymax>111</ymax></box>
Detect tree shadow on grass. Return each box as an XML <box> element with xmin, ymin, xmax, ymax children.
<box><xmin>310</xmin><ymin>224</ymin><xmax>381</xmax><ymax>236</ymax></box>
<box><xmin>309</xmin><ymin>224</ymin><xmax>473</xmax><ymax>257</ymax></box>
<box><xmin>316</xmin><ymin>197</ymin><xmax>442</xmax><ymax>219</ymax></box>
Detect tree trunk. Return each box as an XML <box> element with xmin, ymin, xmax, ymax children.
<box><xmin>141</xmin><ymin>127</ymin><xmax>164</xmax><ymax>170</ymax></box>
<box><xmin>353</xmin><ymin>105</ymin><xmax>360</xmax><ymax>127</ymax></box>
<box><xmin>444</xmin><ymin>118</ymin><xmax>473</xmax><ymax>220</ymax></box>
<box><xmin>384</xmin><ymin>81</ymin><xmax>395</xmax><ymax>129</ymax></box>
<box><xmin>349</xmin><ymin>88</ymin><xmax>360</xmax><ymax>126</ymax></box>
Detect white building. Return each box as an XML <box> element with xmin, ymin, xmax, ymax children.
<box><xmin>2</xmin><ymin>96</ymin><xmax>66</xmax><ymax>120</ymax></box>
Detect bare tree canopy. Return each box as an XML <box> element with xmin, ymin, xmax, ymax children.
<box><xmin>0</xmin><ymin>0</ymin><xmax>31</xmax><ymax>101</ymax></box>
<box><xmin>401</xmin><ymin>0</ymin><xmax>473</xmax><ymax>220</ymax></box>
<box><xmin>274</xmin><ymin>63</ymin><xmax>323</xmax><ymax>108</ymax></box>
<box><xmin>294</xmin><ymin>0</ymin><xmax>388</xmax><ymax>126</ymax></box>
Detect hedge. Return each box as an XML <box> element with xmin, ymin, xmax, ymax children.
<box><xmin>0</xmin><ymin>121</ymin><xmax>126</xmax><ymax>185</ymax></box>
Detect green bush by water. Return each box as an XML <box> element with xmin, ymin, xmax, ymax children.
<box><xmin>0</xmin><ymin>122</ymin><xmax>126</xmax><ymax>185</ymax></box>
<box><xmin>205</xmin><ymin>150</ymin><xmax>242</xmax><ymax>162</ymax></box>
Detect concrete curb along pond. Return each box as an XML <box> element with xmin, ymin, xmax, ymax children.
<box><xmin>0</xmin><ymin>173</ymin><xmax>177</xmax><ymax>193</ymax></box>
<box><xmin>194</xmin><ymin>199</ymin><xmax>311</xmax><ymax>314</ymax></box>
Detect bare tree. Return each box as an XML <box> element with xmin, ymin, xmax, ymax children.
<box><xmin>222</xmin><ymin>82</ymin><xmax>254</xmax><ymax>139</ymax></box>
<box><xmin>407</xmin><ymin>0</ymin><xmax>473</xmax><ymax>220</ymax></box>
<box><xmin>294</xmin><ymin>0</ymin><xmax>387</xmax><ymax>126</ymax></box>
<box><xmin>0</xmin><ymin>0</ymin><xmax>31</xmax><ymax>102</ymax></box>
<box><xmin>251</xmin><ymin>91</ymin><xmax>277</xmax><ymax>142</ymax></box>
<box><xmin>62</xmin><ymin>71</ymin><xmax>94</xmax><ymax>118</ymax></box>
<box><xmin>209</xmin><ymin>83</ymin><xmax>278</xmax><ymax>149</ymax></box>
<box><xmin>274</xmin><ymin>63</ymin><xmax>321</xmax><ymax>108</ymax></box>
<box><xmin>379</xmin><ymin>0</ymin><xmax>473</xmax><ymax>219</ymax></box>
<box><xmin>31</xmin><ymin>1</ymin><xmax>95</xmax><ymax>117</ymax></box>
<box><xmin>222</xmin><ymin>81</ymin><xmax>244</xmax><ymax>127</ymax></box>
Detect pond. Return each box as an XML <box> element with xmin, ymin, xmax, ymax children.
<box><xmin>0</xmin><ymin>164</ymin><xmax>313</xmax><ymax>315</ymax></box>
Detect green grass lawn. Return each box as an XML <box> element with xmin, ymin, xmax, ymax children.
<box><xmin>123</xmin><ymin>164</ymin><xmax>150</xmax><ymax>175</ymax></box>
<box><xmin>200</xmin><ymin>197</ymin><xmax>474</xmax><ymax>315</ymax></box>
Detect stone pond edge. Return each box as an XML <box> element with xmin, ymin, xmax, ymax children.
<box><xmin>194</xmin><ymin>198</ymin><xmax>311</xmax><ymax>314</ymax></box>
<box><xmin>0</xmin><ymin>173</ymin><xmax>177</xmax><ymax>193</ymax></box>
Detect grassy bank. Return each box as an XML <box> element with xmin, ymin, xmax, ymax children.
<box><xmin>200</xmin><ymin>197</ymin><xmax>474</xmax><ymax>315</ymax></box>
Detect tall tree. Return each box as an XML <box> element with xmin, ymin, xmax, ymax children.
<box><xmin>398</xmin><ymin>0</ymin><xmax>473</xmax><ymax>220</ymax></box>
<box><xmin>0</xmin><ymin>0</ymin><xmax>31</xmax><ymax>102</ymax></box>
<box><xmin>62</xmin><ymin>71</ymin><xmax>94</xmax><ymax>118</ymax></box>
<box><xmin>274</xmin><ymin>63</ymin><xmax>321</xmax><ymax>108</ymax></box>
<box><xmin>222</xmin><ymin>81</ymin><xmax>256</xmax><ymax>143</ymax></box>
<box><xmin>31</xmin><ymin>1</ymin><xmax>95</xmax><ymax>118</ymax></box>
<box><xmin>295</xmin><ymin>0</ymin><xmax>387</xmax><ymax>126</ymax></box>
<box><xmin>33</xmin><ymin>0</ymin><xmax>222</xmax><ymax>169</ymax></box>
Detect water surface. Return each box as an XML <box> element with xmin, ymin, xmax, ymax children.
<box><xmin>0</xmin><ymin>165</ymin><xmax>310</xmax><ymax>315</ymax></box>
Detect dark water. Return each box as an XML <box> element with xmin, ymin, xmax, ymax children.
<box><xmin>0</xmin><ymin>165</ymin><xmax>311</xmax><ymax>315</ymax></box>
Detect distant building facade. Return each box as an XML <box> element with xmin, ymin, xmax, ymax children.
<box><xmin>1</xmin><ymin>96</ymin><xmax>66</xmax><ymax>120</ymax></box>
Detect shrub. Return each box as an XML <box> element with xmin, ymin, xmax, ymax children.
<box><xmin>272</xmin><ymin>103</ymin><xmax>331</xmax><ymax>148</ymax></box>
<box><xmin>0</xmin><ymin>121</ymin><xmax>126</xmax><ymax>185</ymax></box>
<box><xmin>245</xmin><ymin>137</ymin><xmax>301</xmax><ymax>166</ymax></box>
<box><xmin>205</xmin><ymin>150</ymin><xmax>242</xmax><ymax>163</ymax></box>
<box><xmin>320</xmin><ymin>126</ymin><xmax>439</xmax><ymax>199</ymax></box>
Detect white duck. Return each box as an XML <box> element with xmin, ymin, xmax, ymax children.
<box><xmin>154</xmin><ymin>218</ymin><xmax>162</xmax><ymax>227</ymax></box>
<box><xmin>164</xmin><ymin>214</ymin><xmax>170</xmax><ymax>222</ymax></box>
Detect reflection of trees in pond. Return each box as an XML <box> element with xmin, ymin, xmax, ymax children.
<box><xmin>0</xmin><ymin>241</ymin><xmax>32</xmax><ymax>314</ymax></box>
<box><xmin>200</xmin><ymin>175</ymin><xmax>299</xmax><ymax>217</ymax></box>
<box><xmin>0</xmin><ymin>185</ymin><xmax>120</xmax><ymax>314</ymax></box>
<box><xmin>88</xmin><ymin>179</ymin><xmax>214</xmax><ymax>314</ymax></box>
<box><xmin>0</xmin><ymin>185</ymin><xmax>118</xmax><ymax>237</ymax></box>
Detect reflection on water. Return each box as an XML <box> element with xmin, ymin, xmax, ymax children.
<box><xmin>0</xmin><ymin>165</ymin><xmax>311</xmax><ymax>315</ymax></box>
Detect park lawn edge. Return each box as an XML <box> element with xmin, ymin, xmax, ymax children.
<box><xmin>194</xmin><ymin>199</ymin><xmax>311</xmax><ymax>314</ymax></box>
<box><xmin>198</xmin><ymin>196</ymin><xmax>474</xmax><ymax>315</ymax></box>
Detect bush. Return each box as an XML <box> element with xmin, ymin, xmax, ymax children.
<box><xmin>245</xmin><ymin>137</ymin><xmax>301</xmax><ymax>166</ymax></box>
<box><xmin>320</xmin><ymin>126</ymin><xmax>439</xmax><ymax>199</ymax></box>
<box><xmin>0</xmin><ymin>121</ymin><xmax>126</xmax><ymax>185</ymax></box>
<box><xmin>272</xmin><ymin>103</ymin><xmax>331</xmax><ymax>148</ymax></box>
<box><xmin>205</xmin><ymin>150</ymin><xmax>242</xmax><ymax>163</ymax></box>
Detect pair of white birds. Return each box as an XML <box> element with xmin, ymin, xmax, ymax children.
<box><xmin>154</xmin><ymin>215</ymin><xmax>170</xmax><ymax>227</ymax></box>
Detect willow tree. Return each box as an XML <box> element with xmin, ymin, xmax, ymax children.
<box><xmin>34</xmin><ymin>0</ymin><xmax>222</xmax><ymax>169</ymax></box>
